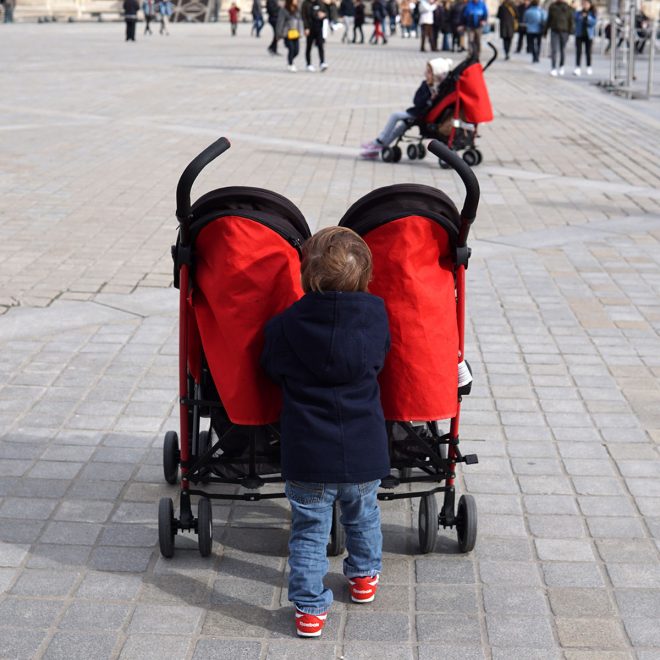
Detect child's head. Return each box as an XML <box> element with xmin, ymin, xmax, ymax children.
<box><xmin>426</xmin><ymin>57</ymin><xmax>454</xmax><ymax>84</ymax></box>
<box><xmin>301</xmin><ymin>227</ymin><xmax>373</xmax><ymax>294</ymax></box>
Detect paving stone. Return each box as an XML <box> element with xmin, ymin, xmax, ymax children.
<box><xmin>555</xmin><ymin>618</ymin><xmax>627</xmax><ymax>648</ymax></box>
<box><xmin>265</xmin><ymin>641</ymin><xmax>339</xmax><ymax>659</ymax></box>
<box><xmin>0</xmin><ymin>497</ymin><xmax>59</xmax><ymax>520</ymax></box>
<box><xmin>192</xmin><ymin>640</ymin><xmax>262</xmax><ymax>660</ymax></box>
<box><xmin>0</xmin><ymin>541</ymin><xmax>29</xmax><ymax>567</ymax></box>
<box><xmin>596</xmin><ymin>539</ymin><xmax>659</xmax><ymax>564</ymax></box>
<box><xmin>344</xmin><ymin>612</ymin><xmax>410</xmax><ymax>642</ymax></box>
<box><xmin>119</xmin><ymin>634</ymin><xmax>192</xmax><ymax>660</ymax></box>
<box><xmin>479</xmin><ymin>561</ymin><xmax>541</xmax><ymax>586</ymax></box>
<box><xmin>416</xmin><ymin>613</ymin><xmax>481</xmax><ymax>644</ymax></box>
<box><xmin>523</xmin><ymin>495</ymin><xmax>579</xmax><ymax>515</ymax></box>
<box><xmin>0</xmin><ymin>630</ymin><xmax>47</xmax><ymax>660</ymax></box>
<box><xmin>475</xmin><ymin>538</ymin><xmax>534</xmax><ymax>562</ymax></box>
<box><xmin>90</xmin><ymin>546</ymin><xmax>153</xmax><ymax>572</ymax></box>
<box><xmin>518</xmin><ymin>476</ymin><xmax>574</xmax><ymax>495</ymax></box>
<box><xmin>415</xmin><ymin>559</ymin><xmax>475</xmax><ymax>584</ymax></box>
<box><xmin>43</xmin><ymin>631</ymin><xmax>119</xmax><ymax>660</ymax></box>
<box><xmin>614</xmin><ymin>588</ymin><xmax>660</xmax><ymax>618</ymax></box>
<box><xmin>572</xmin><ymin>477</ymin><xmax>625</xmax><ymax>496</ymax></box>
<box><xmin>415</xmin><ymin>585</ymin><xmax>478</xmax><ymax>613</ymax></box>
<box><xmin>535</xmin><ymin>539</ymin><xmax>595</xmax><ymax>562</ymax></box>
<box><xmin>10</xmin><ymin>568</ymin><xmax>80</xmax><ymax>597</ymax></box>
<box><xmin>129</xmin><ymin>604</ymin><xmax>204</xmax><ymax>634</ymax></box>
<box><xmin>542</xmin><ymin>563</ymin><xmax>605</xmax><ymax>588</ymax></box>
<box><xmin>486</xmin><ymin>615</ymin><xmax>556</xmax><ymax>648</ymax></box>
<box><xmin>577</xmin><ymin>496</ymin><xmax>637</xmax><ymax>517</ymax></box>
<box><xmin>548</xmin><ymin>588</ymin><xmax>615</xmax><ymax>617</ymax></box>
<box><xmin>0</xmin><ymin>596</ymin><xmax>65</xmax><ymax>628</ymax></box>
<box><xmin>622</xmin><ymin>617</ymin><xmax>660</xmax><ymax>646</ymax></box>
<box><xmin>586</xmin><ymin>516</ymin><xmax>646</xmax><ymax>538</ymax></box>
<box><xmin>0</xmin><ymin>519</ymin><xmax>45</xmax><ymax>543</ymax></box>
<box><xmin>528</xmin><ymin>515</ymin><xmax>586</xmax><ymax>539</ymax></box>
<box><xmin>40</xmin><ymin>521</ymin><xmax>102</xmax><ymax>545</ymax></box>
<box><xmin>26</xmin><ymin>544</ymin><xmax>92</xmax><ymax>569</ymax></box>
<box><xmin>483</xmin><ymin>586</ymin><xmax>548</xmax><ymax>616</ymax></box>
<box><xmin>76</xmin><ymin>571</ymin><xmax>143</xmax><ymax>600</ymax></box>
<box><xmin>99</xmin><ymin>524</ymin><xmax>157</xmax><ymax>547</ymax></box>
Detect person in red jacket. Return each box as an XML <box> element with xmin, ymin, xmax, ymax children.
<box><xmin>228</xmin><ymin>2</ymin><xmax>240</xmax><ymax>35</ymax></box>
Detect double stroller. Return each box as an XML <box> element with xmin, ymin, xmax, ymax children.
<box><xmin>158</xmin><ymin>137</ymin><xmax>481</xmax><ymax>559</ymax></box>
<box><xmin>381</xmin><ymin>44</ymin><xmax>497</xmax><ymax>168</ymax></box>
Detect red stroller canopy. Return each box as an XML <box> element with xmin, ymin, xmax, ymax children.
<box><xmin>457</xmin><ymin>63</ymin><xmax>493</xmax><ymax>124</ymax></box>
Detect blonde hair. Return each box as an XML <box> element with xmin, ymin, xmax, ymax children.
<box><xmin>301</xmin><ymin>227</ymin><xmax>373</xmax><ymax>294</ymax></box>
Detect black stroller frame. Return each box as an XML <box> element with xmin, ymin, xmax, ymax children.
<box><xmin>159</xmin><ymin>138</ymin><xmax>481</xmax><ymax>559</ymax></box>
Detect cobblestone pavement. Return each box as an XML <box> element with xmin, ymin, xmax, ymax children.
<box><xmin>1</xmin><ymin>22</ymin><xmax>660</xmax><ymax>660</ymax></box>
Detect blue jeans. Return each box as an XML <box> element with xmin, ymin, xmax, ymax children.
<box><xmin>286</xmin><ymin>480</ymin><xmax>382</xmax><ymax>615</ymax></box>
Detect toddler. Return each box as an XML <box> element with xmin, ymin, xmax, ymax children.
<box><xmin>261</xmin><ymin>226</ymin><xmax>391</xmax><ymax>638</ymax></box>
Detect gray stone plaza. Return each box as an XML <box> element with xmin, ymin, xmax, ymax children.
<box><xmin>1</xmin><ymin>21</ymin><xmax>660</xmax><ymax>659</ymax></box>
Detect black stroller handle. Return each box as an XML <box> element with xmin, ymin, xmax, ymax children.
<box><xmin>176</xmin><ymin>137</ymin><xmax>231</xmax><ymax>225</ymax></box>
<box><xmin>483</xmin><ymin>42</ymin><xmax>498</xmax><ymax>72</ymax></box>
<box><xmin>427</xmin><ymin>140</ymin><xmax>480</xmax><ymax>243</ymax></box>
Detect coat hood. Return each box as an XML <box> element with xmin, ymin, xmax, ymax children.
<box><xmin>281</xmin><ymin>291</ymin><xmax>388</xmax><ymax>385</ymax></box>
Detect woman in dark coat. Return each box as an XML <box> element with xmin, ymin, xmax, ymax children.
<box><xmin>496</xmin><ymin>0</ymin><xmax>518</xmax><ymax>58</ymax></box>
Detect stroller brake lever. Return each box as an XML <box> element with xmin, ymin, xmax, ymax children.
<box><xmin>427</xmin><ymin>140</ymin><xmax>480</xmax><ymax>244</ymax></box>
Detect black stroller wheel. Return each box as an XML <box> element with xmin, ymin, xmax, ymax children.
<box><xmin>417</xmin><ymin>144</ymin><xmax>427</xmax><ymax>160</ymax></box>
<box><xmin>163</xmin><ymin>431</ymin><xmax>180</xmax><ymax>485</ymax></box>
<box><xmin>197</xmin><ymin>497</ymin><xmax>213</xmax><ymax>557</ymax></box>
<box><xmin>327</xmin><ymin>499</ymin><xmax>346</xmax><ymax>556</ymax></box>
<box><xmin>456</xmin><ymin>494</ymin><xmax>477</xmax><ymax>553</ymax></box>
<box><xmin>392</xmin><ymin>146</ymin><xmax>402</xmax><ymax>163</ymax></box>
<box><xmin>418</xmin><ymin>493</ymin><xmax>438</xmax><ymax>554</ymax></box>
<box><xmin>473</xmin><ymin>149</ymin><xmax>483</xmax><ymax>165</ymax></box>
<box><xmin>462</xmin><ymin>149</ymin><xmax>478</xmax><ymax>167</ymax></box>
<box><xmin>381</xmin><ymin>147</ymin><xmax>394</xmax><ymax>163</ymax></box>
<box><xmin>158</xmin><ymin>497</ymin><xmax>176</xmax><ymax>558</ymax></box>
<box><xmin>406</xmin><ymin>144</ymin><xmax>418</xmax><ymax>160</ymax></box>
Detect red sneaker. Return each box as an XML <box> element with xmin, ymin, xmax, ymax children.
<box><xmin>348</xmin><ymin>574</ymin><xmax>379</xmax><ymax>603</ymax></box>
<box><xmin>295</xmin><ymin>609</ymin><xmax>328</xmax><ymax>637</ymax></box>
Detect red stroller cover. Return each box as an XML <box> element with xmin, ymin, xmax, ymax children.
<box><xmin>192</xmin><ymin>213</ymin><xmax>305</xmax><ymax>425</ymax></box>
<box><xmin>340</xmin><ymin>185</ymin><xmax>460</xmax><ymax>421</ymax></box>
<box><xmin>457</xmin><ymin>63</ymin><xmax>493</xmax><ymax>124</ymax></box>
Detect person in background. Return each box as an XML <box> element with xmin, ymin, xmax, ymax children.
<box><xmin>157</xmin><ymin>0</ymin><xmax>173</xmax><ymax>34</ymax></box>
<box><xmin>123</xmin><ymin>0</ymin><xmax>139</xmax><ymax>40</ymax></box>
<box><xmin>461</xmin><ymin>0</ymin><xmax>488</xmax><ymax>57</ymax></box>
<box><xmin>211</xmin><ymin>0</ymin><xmax>220</xmax><ymax>21</ymax></box>
<box><xmin>142</xmin><ymin>0</ymin><xmax>155</xmax><ymax>34</ymax></box>
<box><xmin>2</xmin><ymin>0</ymin><xmax>16</xmax><ymax>23</ymax></box>
<box><xmin>277</xmin><ymin>0</ymin><xmax>303</xmax><ymax>70</ymax></box>
<box><xmin>450</xmin><ymin>0</ymin><xmax>466</xmax><ymax>50</ymax></box>
<box><xmin>229</xmin><ymin>1</ymin><xmax>240</xmax><ymax>34</ymax></box>
<box><xmin>573</xmin><ymin>0</ymin><xmax>595</xmax><ymax>75</ymax></box>
<box><xmin>252</xmin><ymin>0</ymin><xmax>265</xmax><ymax>35</ymax></box>
<box><xmin>544</xmin><ymin>0</ymin><xmax>574</xmax><ymax>76</ymax></box>
<box><xmin>523</xmin><ymin>0</ymin><xmax>544</xmax><ymax>62</ymax></box>
<box><xmin>370</xmin><ymin>0</ymin><xmax>388</xmax><ymax>44</ymax></box>
<box><xmin>386</xmin><ymin>0</ymin><xmax>398</xmax><ymax>36</ymax></box>
<box><xmin>419</xmin><ymin>0</ymin><xmax>436</xmax><ymax>51</ymax></box>
<box><xmin>400</xmin><ymin>0</ymin><xmax>413</xmax><ymax>37</ymax></box>
<box><xmin>515</xmin><ymin>0</ymin><xmax>529</xmax><ymax>51</ymax></box>
<box><xmin>339</xmin><ymin>0</ymin><xmax>355</xmax><ymax>42</ymax></box>
<box><xmin>440</xmin><ymin>0</ymin><xmax>452</xmax><ymax>49</ymax></box>
<box><xmin>302</xmin><ymin>0</ymin><xmax>329</xmax><ymax>70</ymax></box>
<box><xmin>266</xmin><ymin>0</ymin><xmax>281</xmax><ymax>54</ymax></box>
<box><xmin>496</xmin><ymin>0</ymin><xmax>518</xmax><ymax>59</ymax></box>
<box><xmin>353</xmin><ymin>0</ymin><xmax>365</xmax><ymax>41</ymax></box>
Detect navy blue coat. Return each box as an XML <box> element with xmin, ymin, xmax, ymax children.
<box><xmin>261</xmin><ymin>291</ymin><xmax>391</xmax><ymax>484</ymax></box>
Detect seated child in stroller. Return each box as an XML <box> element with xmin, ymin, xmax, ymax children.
<box><xmin>360</xmin><ymin>57</ymin><xmax>454</xmax><ymax>159</ymax></box>
<box><xmin>260</xmin><ymin>227</ymin><xmax>391</xmax><ymax>638</ymax></box>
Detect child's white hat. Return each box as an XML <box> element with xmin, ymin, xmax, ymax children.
<box><xmin>428</xmin><ymin>57</ymin><xmax>454</xmax><ymax>78</ymax></box>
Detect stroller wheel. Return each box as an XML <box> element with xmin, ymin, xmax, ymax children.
<box><xmin>163</xmin><ymin>431</ymin><xmax>180</xmax><ymax>485</ymax></box>
<box><xmin>473</xmin><ymin>148</ymin><xmax>483</xmax><ymax>165</ymax></box>
<box><xmin>327</xmin><ymin>499</ymin><xmax>346</xmax><ymax>556</ymax></box>
<box><xmin>418</xmin><ymin>493</ymin><xmax>439</xmax><ymax>554</ymax></box>
<box><xmin>381</xmin><ymin>147</ymin><xmax>394</xmax><ymax>163</ymax></box>
<box><xmin>158</xmin><ymin>497</ymin><xmax>176</xmax><ymax>558</ymax></box>
<box><xmin>197</xmin><ymin>497</ymin><xmax>213</xmax><ymax>557</ymax></box>
<box><xmin>456</xmin><ymin>494</ymin><xmax>477</xmax><ymax>553</ymax></box>
<box><xmin>417</xmin><ymin>143</ymin><xmax>427</xmax><ymax>160</ymax></box>
<box><xmin>462</xmin><ymin>149</ymin><xmax>479</xmax><ymax>167</ymax></box>
<box><xmin>392</xmin><ymin>146</ymin><xmax>402</xmax><ymax>163</ymax></box>
<box><xmin>406</xmin><ymin>144</ymin><xmax>418</xmax><ymax>160</ymax></box>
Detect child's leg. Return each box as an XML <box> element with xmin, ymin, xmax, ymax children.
<box><xmin>286</xmin><ymin>481</ymin><xmax>336</xmax><ymax>614</ymax></box>
<box><xmin>338</xmin><ymin>481</ymin><xmax>382</xmax><ymax>579</ymax></box>
<box><xmin>377</xmin><ymin>111</ymin><xmax>413</xmax><ymax>146</ymax></box>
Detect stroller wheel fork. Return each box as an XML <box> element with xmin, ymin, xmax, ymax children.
<box><xmin>158</xmin><ymin>491</ymin><xmax>213</xmax><ymax>558</ymax></box>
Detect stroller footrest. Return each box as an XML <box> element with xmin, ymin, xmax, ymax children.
<box><xmin>462</xmin><ymin>454</ymin><xmax>479</xmax><ymax>465</ymax></box>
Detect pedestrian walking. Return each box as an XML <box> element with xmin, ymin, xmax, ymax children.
<box><xmin>386</xmin><ymin>0</ymin><xmax>398</xmax><ymax>36</ymax></box>
<box><xmin>419</xmin><ymin>0</ymin><xmax>436</xmax><ymax>51</ymax></box>
<box><xmin>277</xmin><ymin>0</ymin><xmax>303</xmax><ymax>70</ymax></box>
<box><xmin>157</xmin><ymin>0</ymin><xmax>173</xmax><ymax>34</ymax></box>
<box><xmin>544</xmin><ymin>0</ymin><xmax>573</xmax><ymax>76</ymax></box>
<box><xmin>496</xmin><ymin>0</ymin><xmax>517</xmax><ymax>59</ymax></box>
<box><xmin>229</xmin><ymin>2</ymin><xmax>240</xmax><ymax>34</ymax></box>
<box><xmin>522</xmin><ymin>0</ymin><xmax>544</xmax><ymax>62</ymax></box>
<box><xmin>252</xmin><ymin>0</ymin><xmax>264</xmax><ymax>35</ymax></box>
<box><xmin>123</xmin><ymin>0</ymin><xmax>139</xmax><ymax>40</ymax></box>
<box><xmin>2</xmin><ymin>0</ymin><xmax>15</xmax><ymax>23</ymax></box>
<box><xmin>400</xmin><ymin>0</ymin><xmax>413</xmax><ymax>36</ymax></box>
<box><xmin>573</xmin><ymin>0</ymin><xmax>595</xmax><ymax>75</ymax></box>
<box><xmin>461</xmin><ymin>0</ymin><xmax>488</xmax><ymax>57</ymax></box>
<box><xmin>353</xmin><ymin>0</ymin><xmax>365</xmax><ymax>41</ymax></box>
<box><xmin>302</xmin><ymin>0</ymin><xmax>329</xmax><ymax>70</ymax></box>
<box><xmin>211</xmin><ymin>0</ymin><xmax>220</xmax><ymax>21</ymax></box>
<box><xmin>260</xmin><ymin>227</ymin><xmax>391</xmax><ymax>640</ymax></box>
<box><xmin>450</xmin><ymin>0</ymin><xmax>465</xmax><ymax>50</ymax></box>
<box><xmin>369</xmin><ymin>0</ymin><xmax>388</xmax><ymax>44</ymax></box>
<box><xmin>339</xmin><ymin>0</ymin><xmax>355</xmax><ymax>42</ymax></box>
<box><xmin>515</xmin><ymin>0</ymin><xmax>529</xmax><ymax>51</ymax></box>
<box><xmin>266</xmin><ymin>0</ymin><xmax>281</xmax><ymax>54</ymax></box>
<box><xmin>143</xmin><ymin>0</ymin><xmax>155</xmax><ymax>34</ymax></box>
<box><xmin>440</xmin><ymin>0</ymin><xmax>452</xmax><ymax>49</ymax></box>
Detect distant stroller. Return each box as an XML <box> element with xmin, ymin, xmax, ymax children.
<box><xmin>381</xmin><ymin>44</ymin><xmax>497</xmax><ymax>167</ymax></box>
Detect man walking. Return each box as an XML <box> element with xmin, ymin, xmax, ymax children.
<box><xmin>462</xmin><ymin>0</ymin><xmax>488</xmax><ymax>57</ymax></box>
<box><xmin>545</xmin><ymin>0</ymin><xmax>573</xmax><ymax>76</ymax></box>
<box><xmin>123</xmin><ymin>0</ymin><xmax>139</xmax><ymax>40</ymax></box>
<box><xmin>267</xmin><ymin>0</ymin><xmax>281</xmax><ymax>54</ymax></box>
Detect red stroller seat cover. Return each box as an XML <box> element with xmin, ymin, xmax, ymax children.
<box><xmin>192</xmin><ymin>215</ymin><xmax>304</xmax><ymax>425</ymax></box>
<box><xmin>457</xmin><ymin>63</ymin><xmax>493</xmax><ymax>124</ymax></box>
<box><xmin>424</xmin><ymin>91</ymin><xmax>458</xmax><ymax>124</ymax></box>
<box><xmin>364</xmin><ymin>216</ymin><xmax>459</xmax><ymax>421</ymax></box>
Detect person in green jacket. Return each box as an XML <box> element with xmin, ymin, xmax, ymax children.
<box><xmin>544</xmin><ymin>0</ymin><xmax>574</xmax><ymax>76</ymax></box>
